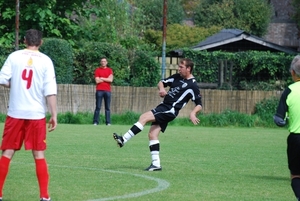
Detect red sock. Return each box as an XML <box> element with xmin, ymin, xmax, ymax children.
<box><xmin>0</xmin><ymin>156</ymin><xmax>11</xmax><ymax>197</ymax></box>
<box><xmin>35</xmin><ymin>158</ymin><xmax>50</xmax><ymax>198</ymax></box>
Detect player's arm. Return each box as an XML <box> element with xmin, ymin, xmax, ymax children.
<box><xmin>99</xmin><ymin>74</ymin><xmax>113</xmax><ymax>83</ymax></box>
<box><xmin>94</xmin><ymin>69</ymin><xmax>102</xmax><ymax>84</ymax></box>
<box><xmin>189</xmin><ymin>87</ymin><xmax>202</xmax><ymax>125</ymax></box>
<box><xmin>274</xmin><ymin>88</ymin><xmax>290</xmax><ymax>127</ymax></box>
<box><xmin>0</xmin><ymin>57</ymin><xmax>12</xmax><ymax>87</ymax></box>
<box><xmin>0</xmin><ymin>82</ymin><xmax>10</xmax><ymax>88</ymax></box>
<box><xmin>190</xmin><ymin>104</ymin><xmax>202</xmax><ymax>125</ymax></box>
<box><xmin>95</xmin><ymin>77</ymin><xmax>102</xmax><ymax>83</ymax></box>
<box><xmin>46</xmin><ymin>94</ymin><xmax>57</xmax><ymax>132</ymax></box>
<box><xmin>157</xmin><ymin>81</ymin><xmax>167</xmax><ymax>97</ymax></box>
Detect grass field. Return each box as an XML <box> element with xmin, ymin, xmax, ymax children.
<box><xmin>0</xmin><ymin>123</ymin><xmax>294</xmax><ymax>201</ymax></box>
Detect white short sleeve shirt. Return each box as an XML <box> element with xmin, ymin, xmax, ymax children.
<box><xmin>0</xmin><ymin>49</ymin><xmax>57</xmax><ymax>119</ymax></box>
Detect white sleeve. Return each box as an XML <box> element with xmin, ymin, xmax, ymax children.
<box><xmin>0</xmin><ymin>56</ymin><xmax>12</xmax><ymax>84</ymax></box>
<box><xmin>43</xmin><ymin>58</ymin><xmax>57</xmax><ymax>96</ymax></box>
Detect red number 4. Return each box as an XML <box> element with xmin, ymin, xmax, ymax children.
<box><xmin>22</xmin><ymin>69</ymin><xmax>33</xmax><ymax>89</ymax></box>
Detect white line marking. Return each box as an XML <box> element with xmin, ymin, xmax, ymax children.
<box><xmin>11</xmin><ymin>162</ymin><xmax>170</xmax><ymax>201</ymax></box>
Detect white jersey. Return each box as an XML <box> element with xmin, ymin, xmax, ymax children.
<box><xmin>0</xmin><ymin>49</ymin><xmax>57</xmax><ymax>119</ymax></box>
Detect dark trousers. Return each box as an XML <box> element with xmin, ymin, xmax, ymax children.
<box><xmin>93</xmin><ymin>90</ymin><xmax>111</xmax><ymax>125</ymax></box>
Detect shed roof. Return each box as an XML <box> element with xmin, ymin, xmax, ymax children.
<box><xmin>190</xmin><ymin>29</ymin><xmax>297</xmax><ymax>54</ymax></box>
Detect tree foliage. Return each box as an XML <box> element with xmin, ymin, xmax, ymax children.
<box><xmin>40</xmin><ymin>38</ymin><xmax>74</xmax><ymax>84</ymax></box>
<box><xmin>129</xmin><ymin>50</ymin><xmax>160</xmax><ymax>87</ymax></box>
<box><xmin>130</xmin><ymin>0</ymin><xmax>186</xmax><ymax>30</ymax></box>
<box><xmin>0</xmin><ymin>0</ymin><xmax>148</xmax><ymax>48</ymax></box>
<box><xmin>143</xmin><ymin>24</ymin><xmax>222</xmax><ymax>51</ymax></box>
<box><xmin>181</xmin><ymin>0</ymin><xmax>202</xmax><ymax>18</ymax></box>
<box><xmin>0</xmin><ymin>0</ymin><xmax>82</xmax><ymax>47</ymax></box>
<box><xmin>74</xmin><ymin>41</ymin><xmax>130</xmax><ymax>85</ymax></box>
<box><xmin>182</xmin><ymin>49</ymin><xmax>294</xmax><ymax>90</ymax></box>
<box><xmin>194</xmin><ymin>0</ymin><xmax>272</xmax><ymax>36</ymax></box>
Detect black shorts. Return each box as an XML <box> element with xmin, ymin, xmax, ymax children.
<box><xmin>287</xmin><ymin>133</ymin><xmax>300</xmax><ymax>175</ymax></box>
<box><xmin>151</xmin><ymin>103</ymin><xmax>178</xmax><ymax>133</ymax></box>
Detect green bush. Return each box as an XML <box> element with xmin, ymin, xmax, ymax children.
<box><xmin>193</xmin><ymin>0</ymin><xmax>272</xmax><ymax>36</ymax></box>
<box><xmin>129</xmin><ymin>50</ymin><xmax>160</xmax><ymax>87</ymax></box>
<box><xmin>143</xmin><ymin>24</ymin><xmax>222</xmax><ymax>51</ymax></box>
<box><xmin>74</xmin><ymin>41</ymin><xmax>130</xmax><ymax>85</ymax></box>
<box><xmin>183</xmin><ymin>49</ymin><xmax>295</xmax><ymax>90</ymax></box>
<box><xmin>40</xmin><ymin>38</ymin><xmax>73</xmax><ymax>84</ymax></box>
<box><xmin>0</xmin><ymin>46</ymin><xmax>15</xmax><ymax>66</ymax></box>
<box><xmin>254</xmin><ymin>96</ymin><xmax>280</xmax><ymax>126</ymax></box>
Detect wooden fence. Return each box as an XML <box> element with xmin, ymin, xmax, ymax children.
<box><xmin>0</xmin><ymin>85</ymin><xmax>282</xmax><ymax>117</ymax></box>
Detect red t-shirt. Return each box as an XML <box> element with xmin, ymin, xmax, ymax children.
<box><xmin>94</xmin><ymin>67</ymin><xmax>113</xmax><ymax>91</ymax></box>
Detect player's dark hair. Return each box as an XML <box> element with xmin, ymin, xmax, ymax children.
<box><xmin>180</xmin><ymin>58</ymin><xmax>194</xmax><ymax>73</ymax></box>
<box><xmin>25</xmin><ymin>29</ymin><xmax>43</xmax><ymax>47</ymax></box>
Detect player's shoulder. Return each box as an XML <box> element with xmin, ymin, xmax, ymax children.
<box><xmin>8</xmin><ymin>49</ymin><xmax>23</xmax><ymax>57</ymax></box>
<box><xmin>188</xmin><ymin>77</ymin><xmax>199</xmax><ymax>84</ymax></box>
<box><xmin>171</xmin><ymin>73</ymin><xmax>181</xmax><ymax>79</ymax></box>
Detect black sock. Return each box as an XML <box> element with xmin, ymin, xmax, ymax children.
<box><xmin>149</xmin><ymin>143</ymin><xmax>160</xmax><ymax>152</ymax></box>
<box><xmin>130</xmin><ymin>125</ymin><xmax>142</xmax><ymax>135</ymax></box>
<box><xmin>291</xmin><ymin>178</ymin><xmax>300</xmax><ymax>199</ymax></box>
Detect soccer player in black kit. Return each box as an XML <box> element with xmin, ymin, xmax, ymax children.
<box><xmin>113</xmin><ymin>58</ymin><xmax>202</xmax><ymax>171</ymax></box>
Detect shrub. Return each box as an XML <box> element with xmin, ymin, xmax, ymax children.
<box><xmin>74</xmin><ymin>41</ymin><xmax>130</xmax><ymax>85</ymax></box>
<box><xmin>143</xmin><ymin>24</ymin><xmax>222</xmax><ymax>51</ymax></box>
<box><xmin>183</xmin><ymin>49</ymin><xmax>295</xmax><ymax>90</ymax></box>
<box><xmin>0</xmin><ymin>46</ymin><xmax>16</xmax><ymax>66</ymax></box>
<box><xmin>254</xmin><ymin>96</ymin><xmax>280</xmax><ymax>125</ymax></box>
<box><xmin>40</xmin><ymin>38</ymin><xmax>73</xmax><ymax>84</ymax></box>
<box><xmin>129</xmin><ymin>50</ymin><xmax>160</xmax><ymax>87</ymax></box>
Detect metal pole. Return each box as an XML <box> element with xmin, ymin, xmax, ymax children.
<box><xmin>15</xmin><ymin>0</ymin><xmax>20</xmax><ymax>50</ymax></box>
<box><xmin>161</xmin><ymin>0</ymin><xmax>167</xmax><ymax>79</ymax></box>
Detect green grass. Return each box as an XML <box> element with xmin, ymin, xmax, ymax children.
<box><xmin>0</xmin><ymin>123</ymin><xmax>293</xmax><ymax>201</ymax></box>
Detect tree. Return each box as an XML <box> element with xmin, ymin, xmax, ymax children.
<box><xmin>193</xmin><ymin>0</ymin><xmax>272</xmax><ymax>36</ymax></box>
<box><xmin>0</xmin><ymin>0</ymin><xmax>148</xmax><ymax>48</ymax></box>
<box><xmin>143</xmin><ymin>24</ymin><xmax>222</xmax><ymax>51</ymax></box>
<box><xmin>130</xmin><ymin>0</ymin><xmax>186</xmax><ymax>30</ymax></box>
<box><xmin>181</xmin><ymin>0</ymin><xmax>203</xmax><ymax>18</ymax></box>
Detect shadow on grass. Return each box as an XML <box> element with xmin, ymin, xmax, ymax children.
<box><xmin>246</xmin><ymin>174</ymin><xmax>289</xmax><ymax>181</ymax></box>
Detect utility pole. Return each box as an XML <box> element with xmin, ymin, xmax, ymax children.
<box><xmin>15</xmin><ymin>0</ymin><xmax>20</xmax><ymax>50</ymax></box>
<box><xmin>161</xmin><ymin>0</ymin><xmax>167</xmax><ymax>79</ymax></box>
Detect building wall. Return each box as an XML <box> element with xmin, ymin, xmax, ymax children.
<box><xmin>263</xmin><ymin>0</ymin><xmax>300</xmax><ymax>50</ymax></box>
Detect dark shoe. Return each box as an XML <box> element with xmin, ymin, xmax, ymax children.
<box><xmin>113</xmin><ymin>133</ymin><xmax>124</xmax><ymax>147</ymax></box>
<box><xmin>40</xmin><ymin>198</ymin><xmax>51</xmax><ymax>201</ymax></box>
<box><xmin>145</xmin><ymin>163</ymin><xmax>162</xmax><ymax>171</ymax></box>
<box><xmin>0</xmin><ymin>197</ymin><xmax>2</xmax><ymax>201</ymax></box>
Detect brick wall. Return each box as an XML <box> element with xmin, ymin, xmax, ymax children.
<box><xmin>263</xmin><ymin>0</ymin><xmax>300</xmax><ymax>50</ymax></box>
<box><xmin>270</xmin><ymin>0</ymin><xmax>294</xmax><ymax>20</ymax></box>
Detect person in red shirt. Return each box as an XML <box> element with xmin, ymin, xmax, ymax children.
<box><xmin>93</xmin><ymin>57</ymin><xmax>113</xmax><ymax>125</ymax></box>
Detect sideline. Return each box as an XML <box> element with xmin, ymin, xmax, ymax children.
<box><xmin>12</xmin><ymin>162</ymin><xmax>170</xmax><ymax>201</ymax></box>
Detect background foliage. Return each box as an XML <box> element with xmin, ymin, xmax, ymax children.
<box><xmin>193</xmin><ymin>0</ymin><xmax>272</xmax><ymax>36</ymax></box>
<box><xmin>129</xmin><ymin>50</ymin><xmax>160</xmax><ymax>87</ymax></box>
<box><xmin>73</xmin><ymin>41</ymin><xmax>130</xmax><ymax>85</ymax></box>
<box><xmin>0</xmin><ymin>0</ymin><xmax>297</xmax><ymax>89</ymax></box>
<box><xmin>40</xmin><ymin>38</ymin><xmax>74</xmax><ymax>84</ymax></box>
<box><xmin>130</xmin><ymin>0</ymin><xmax>185</xmax><ymax>31</ymax></box>
<box><xmin>183</xmin><ymin>49</ymin><xmax>295</xmax><ymax>90</ymax></box>
<box><xmin>143</xmin><ymin>24</ymin><xmax>222</xmax><ymax>51</ymax></box>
